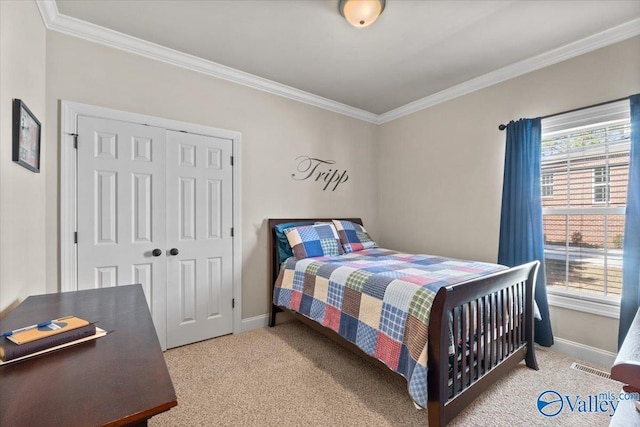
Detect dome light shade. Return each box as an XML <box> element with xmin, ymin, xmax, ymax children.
<box><xmin>338</xmin><ymin>0</ymin><xmax>385</xmax><ymax>28</ymax></box>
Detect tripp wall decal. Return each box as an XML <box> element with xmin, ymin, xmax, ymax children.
<box><xmin>292</xmin><ymin>155</ymin><xmax>349</xmax><ymax>191</ymax></box>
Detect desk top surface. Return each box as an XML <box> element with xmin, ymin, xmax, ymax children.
<box><xmin>0</xmin><ymin>285</ymin><xmax>177</xmax><ymax>427</ymax></box>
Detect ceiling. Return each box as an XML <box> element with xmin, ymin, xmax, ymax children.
<box><xmin>52</xmin><ymin>0</ymin><xmax>640</xmax><ymax>119</ymax></box>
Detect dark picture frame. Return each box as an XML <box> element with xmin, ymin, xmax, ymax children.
<box><xmin>12</xmin><ymin>99</ymin><xmax>41</xmax><ymax>173</ymax></box>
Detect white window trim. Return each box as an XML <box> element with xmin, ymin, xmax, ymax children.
<box><xmin>542</xmin><ymin>99</ymin><xmax>629</xmax><ymax>314</ymax></box>
<box><xmin>541</xmin><ymin>100</ymin><xmax>630</xmax><ymax>134</ymax></box>
<box><xmin>547</xmin><ymin>289</ymin><xmax>620</xmax><ymax>319</ymax></box>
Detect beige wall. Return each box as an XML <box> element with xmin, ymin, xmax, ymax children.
<box><xmin>0</xmin><ymin>1</ymin><xmax>47</xmax><ymax>317</ymax></box>
<box><xmin>550</xmin><ymin>306</ymin><xmax>619</xmax><ymax>352</ymax></box>
<box><xmin>44</xmin><ymin>31</ymin><xmax>378</xmax><ymax>319</ymax></box>
<box><xmin>376</xmin><ymin>36</ymin><xmax>640</xmax><ymax>353</ymax></box>
<box><xmin>2</xmin><ymin>3</ymin><xmax>637</xmax><ymax>355</ymax></box>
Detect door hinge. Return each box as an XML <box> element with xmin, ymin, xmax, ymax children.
<box><xmin>69</xmin><ymin>133</ymin><xmax>78</xmax><ymax>149</ymax></box>
<box><xmin>232</xmin><ymin>298</ymin><xmax>235</xmax><ymax>309</ymax></box>
<box><xmin>230</xmin><ymin>227</ymin><xmax>234</xmax><ymax>237</ymax></box>
<box><xmin>74</xmin><ymin>232</ymin><xmax>78</xmax><ymax>244</ymax></box>
<box><xmin>230</xmin><ymin>156</ymin><xmax>234</xmax><ymax>166</ymax></box>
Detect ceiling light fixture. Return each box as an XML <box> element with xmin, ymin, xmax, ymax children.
<box><xmin>338</xmin><ymin>0</ymin><xmax>385</xmax><ymax>28</ymax></box>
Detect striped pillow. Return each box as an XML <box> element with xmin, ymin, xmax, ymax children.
<box><xmin>284</xmin><ymin>223</ymin><xmax>344</xmax><ymax>260</ymax></box>
<box><xmin>332</xmin><ymin>220</ymin><xmax>378</xmax><ymax>253</ymax></box>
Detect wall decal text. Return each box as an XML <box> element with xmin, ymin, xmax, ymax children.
<box><xmin>292</xmin><ymin>156</ymin><xmax>349</xmax><ymax>191</ymax></box>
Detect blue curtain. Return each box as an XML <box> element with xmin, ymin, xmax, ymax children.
<box><xmin>498</xmin><ymin>118</ymin><xmax>553</xmax><ymax>347</ymax></box>
<box><xmin>619</xmin><ymin>94</ymin><xmax>640</xmax><ymax>348</ymax></box>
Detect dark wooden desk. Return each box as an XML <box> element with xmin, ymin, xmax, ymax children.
<box><xmin>0</xmin><ymin>285</ymin><xmax>177</xmax><ymax>426</ymax></box>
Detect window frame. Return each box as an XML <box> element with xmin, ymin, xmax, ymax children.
<box><xmin>541</xmin><ymin>100</ymin><xmax>630</xmax><ymax>318</ymax></box>
<box><xmin>592</xmin><ymin>165</ymin><xmax>610</xmax><ymax>204</ymax></box>
<box><xmin>541</xmin><ymin>173</ymin><xmax>554</xmax><ymax>198</ymax></box>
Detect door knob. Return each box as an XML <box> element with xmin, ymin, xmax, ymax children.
<box><xmin>152</xmin><ymin>248</ymin><xmax>162</xmax><ymax>257</ymax></box>
<box><xmin>169</xmin><ymin>248</ymin><xmax>179</xmax><ymax>256</ymax></box>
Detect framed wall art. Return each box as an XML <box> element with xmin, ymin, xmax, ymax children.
<box><xmin>12</xmin><ymin>98</ymin><xmax>41</xmax><ymax>173</ymax></box>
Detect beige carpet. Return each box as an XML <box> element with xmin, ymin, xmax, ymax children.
<box><xmin>150</xmin><ymin>320</ymin><xmax>622</xmax><ymax>426</ymax></box>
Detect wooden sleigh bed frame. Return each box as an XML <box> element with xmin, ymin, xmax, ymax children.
<box><xmin>268</xmin><ymin>218</ymin><xmax>540</xmax><ymax>426</ymax></box>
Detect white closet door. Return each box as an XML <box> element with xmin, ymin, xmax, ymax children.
<box><xmin>165</xmin><ymin>131</ymin><xmax>234</xmax><ymax>348</ymax></box>
<box><xmin>77</xmin><ymin>117</ymin><xmax>168</xmax><ymax>347</ymax></box>
<box><xmin>76</xmin><ymin>117</ymin><xmax>234</xmax><ymax>350</ymax></box>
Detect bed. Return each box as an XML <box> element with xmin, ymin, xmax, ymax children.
<box><xmin>268</xmin><ymin>218</ymin><xmax>539</xmax><ymax>426</ymax></box>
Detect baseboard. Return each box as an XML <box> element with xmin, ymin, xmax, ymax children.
<box><xmin>551</xmin><ymin>337</ymin><xmax>617</xmax><ymax>369</ymax></box>
<box><xmin>241</xmin><ymin>314</ymin><xmax>269</xmax><ymax>332</ymax></box>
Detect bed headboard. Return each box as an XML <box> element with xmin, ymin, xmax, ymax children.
<box><xmin>267</xmin><ymin>218</ymin><xmax>363</xmax><ymax>286</ymax></box>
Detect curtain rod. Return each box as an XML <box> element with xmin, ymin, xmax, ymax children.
<box><xmin>498</xmin><ymin>96</ymin><xmax>630</xmax><ymax>131</ymax></box>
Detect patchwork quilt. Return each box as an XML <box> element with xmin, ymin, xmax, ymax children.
<box><xmin>273</xmin><ymin>248</ymin><xmax>506</xmax><ymax>408</ymax></box>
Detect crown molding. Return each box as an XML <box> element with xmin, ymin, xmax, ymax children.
<box><xmin>36</xmin><ymin>0</ymin><xmax>57</xmax><ymax>27</ymax></box>
<box><xmin>36</xmin><ymin>1</ymin><xmax>640</xmax><ymax>126</ymax></box>
<box><xmin>35</xmin><ymin>0</ymin><xmax>379</xmax><ymax>124</ymax></box>
<box><xmin>376</xmin><ymin>18</ymin><xmax>640</xmax><ymax>124</ymax></box>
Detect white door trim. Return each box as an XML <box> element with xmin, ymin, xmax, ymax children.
<box><xmin>60</xmin><ymin>100</ymin><xmax>243</xmax><ymax>335</ymax></box>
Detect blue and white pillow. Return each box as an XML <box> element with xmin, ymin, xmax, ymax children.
<box><xmin>284</xmin><ymin>223</ymin><xmax>344</xmax><ymax>260</ymax></box>
<box><xmin>274</xmin><ymin>221</ymin><xmax>315</xmax><ymax>263</ymax></box>
<box><xmin>332</xmin><ymin>219</ymin><xmax>378</xmax><ymax>253</ymax></box>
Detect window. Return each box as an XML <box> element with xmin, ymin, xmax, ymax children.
<box><xmin>541</xmin><ymin>101</ymin><xmax>630</xmax><ymax>300</ymax></box>
<box><xmin>592</xmin><ymin>166</ymin><xmax>610</xmax><ymax>203</ymax></box>
<box><xmin>541</xmin><ymin>173</ymin><xmax>554</xmax><ymax>197</ymax></box>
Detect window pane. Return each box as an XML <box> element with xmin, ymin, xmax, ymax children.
<box><xmin>543</xmin><ymin>214</ymin><xmax>624</xmax><ymax>296</ymax></box>
<box><xmin>541</xmin><ymin>174</ymin><xmax>553</xmax><ymax>197</ymax></box>
<box><xmin>541</xmin><ymin>124</ymin><xmax>629</xmax><ymax>209</ymax></box>
<box><xmin>593</xmin><ymin>185</ymin><xmax>606</xmax><ymax>203</ymax></box>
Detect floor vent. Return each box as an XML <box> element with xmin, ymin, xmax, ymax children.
<box><xmin>570</xmin><ymin>362</ymin><xmax>611</xmax><ymax>379</ymax></box>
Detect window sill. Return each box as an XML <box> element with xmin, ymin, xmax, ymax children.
<box><xmin>547</xmin><ymin>291</ymin><xmax>620</xmax><ymax>319</ymax></box>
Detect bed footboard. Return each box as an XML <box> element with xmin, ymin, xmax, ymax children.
<box><xmin>427</xmin><ymin>260</ymin><xmax>540</xmax><ymax>426</ymax></box>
